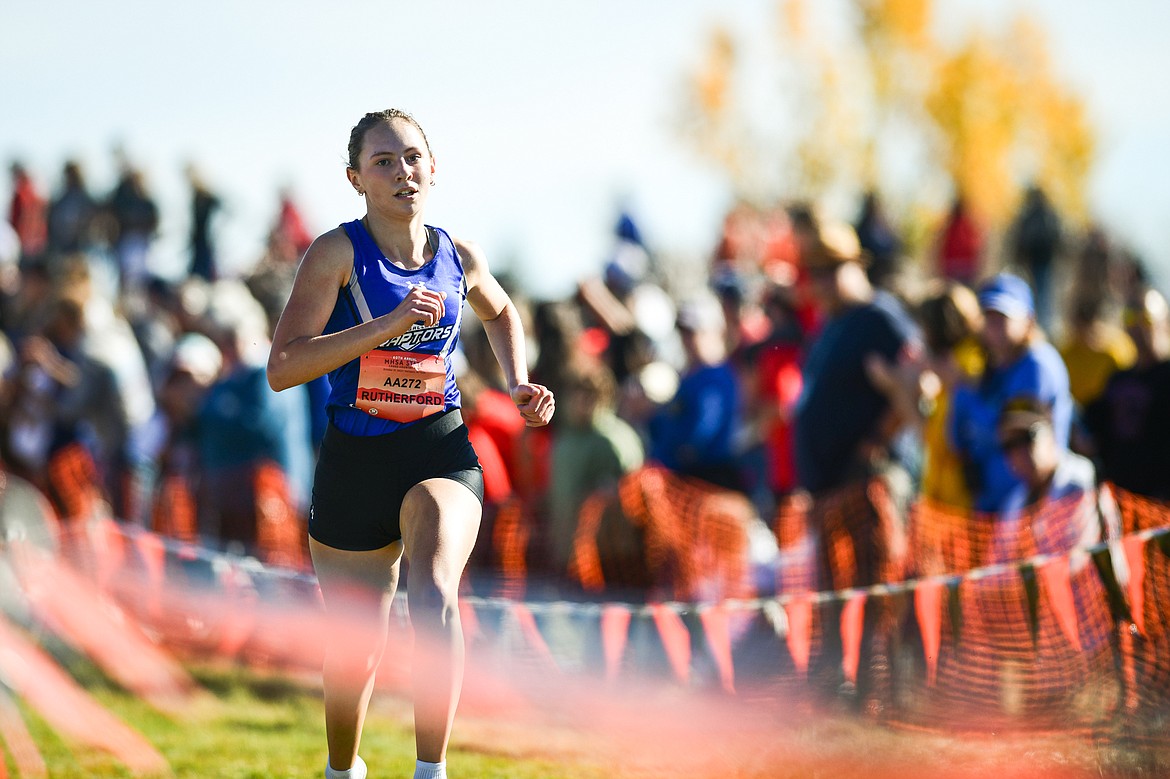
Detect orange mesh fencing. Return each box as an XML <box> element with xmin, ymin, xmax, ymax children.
<box><xmin>150</xmin><ymin>474</ymin><xmax>198</xmax><ymax>542</ymax></box>
<box><xmin>18</xmin><ymin>446</ymin><xmax>1170</xmax><ymax>757</ymax></box>
<box><xmin>570</xmin><ymin>465</ymin><xmax>757</xmax><ymax>603</ymax></box>
<box><xmin>765</xmin><ymin>481</ymin><xmax>1170</xmax><ymax>746</ymax></box>
<box><xmin>896</xmin><ymin>490</ymin><xmax>1121</xmax><ymax>733</ymax></box>
<box><xmin>490</xmin><ymin>497</ymin><xmax>529</xmax><ymax>599</ymax></box>
<box><xmin>1112</xmin><ymin>488</ymin><xmax>1170</xmax><ymax>747</ymax></box>
<box><xmin>253</xmin><ymin>462</ymin><xmax>308</xmax><ymax>571</ymax></box>
<box><xmin>45</xmin><ymin>442</ymin><xmax>105</xmax><ymax>523</ymax></box>
<box><xmin>149</xmin><ymin>462</ymin><xmax>308</xmax><ymax>569</ymax></box>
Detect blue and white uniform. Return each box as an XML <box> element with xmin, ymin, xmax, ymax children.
<box><xmin>323</xmin><ymin>219</ymin><xmax>466</xmax><ymax>436</ymax></box>
<box><xmin>308</xmin><ymin>219</ymin><xmax>483</xmax><ymax>551</ymax></box>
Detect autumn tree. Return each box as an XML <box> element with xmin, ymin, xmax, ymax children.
<box><xmin>677</xmin><ymin>0</ymin><xmax>1095</xmax><ymax>233</ymax></box>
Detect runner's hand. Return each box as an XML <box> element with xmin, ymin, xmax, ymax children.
<box><xmin>511</xmin><ymin>383</ymin><xmax>555</xmax><ymax>427</ymax></box>
<box><xmin>391</xmin><ymin>285</ymin><xmax>447</xmax><ymax>332</ymax></box>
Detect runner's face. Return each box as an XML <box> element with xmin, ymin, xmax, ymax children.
<box><xmin>350</xmin><ymin>119</ymin><xmax>435</xmax><ymax>216</ymax></box>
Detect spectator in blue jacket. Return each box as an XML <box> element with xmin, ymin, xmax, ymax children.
<box><xmin>950</xmin><ymin>273</ymin><xmax>1072</xmax><ymax>513</ymax></box>
<box><xmin>648</xmin><ymin>292</ymin><xmax>743</xmax><ymax>492</ymax></box>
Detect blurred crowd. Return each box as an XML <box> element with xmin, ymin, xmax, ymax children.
<box><xmin>4</xmin><ymin>154</ymin><xmax>1169</xmax><ymax>596</ymax></box>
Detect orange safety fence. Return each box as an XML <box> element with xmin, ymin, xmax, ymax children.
<box><xmin>10</xmin><ymin>462</ymin><xmax>1170</xmax><ymax>762</ymax></box>
<box><xmin>146</xmin><ymin>461</ymin><xmax>308</xmax><ymax>570</ymax></box>
<box><xmin>772</xmin><ymin>481</ymin><xmax>1170</xmax><ymax>745</ymax></box>
<box><xmin>571</xmin><ymin>465</ymin><xmax>757</xmax><ymax>603</ymax></box>
<box><xmin>45</xmin><ymin>442</ymin><xmax>105</xmax><ymax>524</ymax></box>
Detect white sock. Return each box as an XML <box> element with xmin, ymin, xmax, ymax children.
<box><xmin>325</xmin><ymin>754</ymin><xmax>366</xmax><ymax>779</ymax></box>
<box><xmin>414</xmin><ymin>758</ymin><xmax>447</xmax><ymax>779</ymax></box>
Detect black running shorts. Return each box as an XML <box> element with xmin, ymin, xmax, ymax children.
<box><xmin>309</xmin><ymin>408</ymin><xmax>485</xmax><ymax>551</ymax></box>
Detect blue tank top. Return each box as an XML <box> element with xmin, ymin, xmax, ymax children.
<box><xmin>323</xmin><ymin>219</ymin><xmax>466</xmax><ymax>436</ymax></box>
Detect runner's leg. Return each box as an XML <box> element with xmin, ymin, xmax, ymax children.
<box><xmin>400</xmin><ymin>477</ymin><xmax>482</xmax><ymax>764</ymax></box>
<box><xmin>310</xmin><ymin>538</ymin><xmax>403</xmax><ymax>771</ymax></box>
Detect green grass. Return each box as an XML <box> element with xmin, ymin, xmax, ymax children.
<box><xmin>6</xmin><ymin>651</ymin><xmax>612</xmax><ymax>779</ymax></box>
<box><xmin>8</xmin><ymin>649</ymin><xmax>1170</xmax><ymax>778</ymax></box>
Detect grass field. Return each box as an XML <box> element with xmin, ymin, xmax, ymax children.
<box><xmin>9</xmin><ymin>643</ymin><xmax>1170</xmax><ymax>779</ymax></box>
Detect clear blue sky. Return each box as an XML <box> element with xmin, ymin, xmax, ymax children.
<box><xmin>4</xmin><ymin>0</ymin><xmax>1168</xmax><ymax>299</ymax></box>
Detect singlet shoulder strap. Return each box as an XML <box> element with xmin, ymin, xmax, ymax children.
<box><xmin>427</xmin><ymin>225</ymin><xmax>469</xmax><ymax>296</ymax></box>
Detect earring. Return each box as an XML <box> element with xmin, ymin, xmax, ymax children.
<box><xmin>430</xmin><ymin>179</ymin><xmax>436</xmax><ymax>186</ymax></box>
<box><xmin>357</xmin><ymin>189</ymin><xmax>365</xmax><ymax>196</ymax></box>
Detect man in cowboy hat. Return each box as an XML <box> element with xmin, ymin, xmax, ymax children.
<box><xmin>794</xmin><ymin>219</ymin><xmax>921</xmax><ymax>509</ymax></box>
<box><xmin>793</xmin><ymin>218</ymin><xmax>922</xmax><ymax>713</ymax></box>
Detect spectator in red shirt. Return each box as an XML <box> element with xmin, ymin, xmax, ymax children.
<box><xmin>936</xmin><ymin>194</ymin><xmax>985</xmax><ymax>287</ymax></box>
<box><xmin>7</xmin><ymin>162</ymin><xmax>48</xmax><ymax>263</ymax></box>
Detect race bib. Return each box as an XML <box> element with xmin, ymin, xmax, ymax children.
<box><xmin>355</xmin><ymin>350</ymin><xmax>446</xmax><ymax>423</ymax></box>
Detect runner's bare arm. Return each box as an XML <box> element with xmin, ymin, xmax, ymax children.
<box><xmin>266</xmin><ymin>228</ymin><xmax>448</xmax><ymax>391</ymax></box>
<box><xmin>457</xmin><ymin>237</ymin><xmax>554</xmax><ymax>426</ymax></box>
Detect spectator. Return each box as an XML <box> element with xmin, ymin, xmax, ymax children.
<box><xmin>793</xmin><ymin>220</ymin><xmax>920</xmax><ymax>506</ymax></box>
<box><xmin>130</xmin><ymin>275</ymin><xmax>184</xmax><ymax>391</ymax></box>
<box><xmin>613</xmin><ymin>327</ymin><xmax>678</xmax><ymax>447</ymax></box>
<box><xmin>1058</xmin><ymin>295</ymin><xmax>1135</xmax><ymax>409</ymax></box>
<box><xmin>454</xmin><ymin>357</ymin><xmax>526</xmax><ymax>492</ymax></box>
<box><xmin>1</xmin><ymin>292</ymin><xmax>127</xmax><ymax>520</ymax></box>
<box><xmin>0</xmin><ymin>221</ymin><xmax>19</xmax><ymax>316</ymax></box>
<box><xmin>186</xmin><ymin>164</ymin><xmax>222</xmax><ymax>282</ymax></box>
<box><xmin>128</xmin><ymin>332</ymin><xmax>222</xmax><ymax>532</ymax></box>
<box><xmin>1082</xmin><ymin>288</ymin><xmax>1170</xmax><ymax>501</ymax></box>
<box><xmin>46</xmin><ymin>160</ymin><xmax>98</xmax><ymax>258</ymax></box>
<box><xmin>916</xmin><ymin>281</ymin><xmax>984</xmax><ymax>510</ymax></box>
<box><xmin>274</xmin><ymin>186</ymin><xmax>314</xmax><ymax>260</ymax></box>
<box><xmin>0</xmin><ymin>260</ymin><xmax>55</xmax><ymax>347</ymax></box>
<box><xmin>547</xmin><ymin>360</ymin><xmax>644</xmax><ymax>575</ymax></box>
<box><xmin>530</xmin><ymin>299</ymin><xmax>588</xmax><ymax>404</ymax></box>
<box><xmin>70</xmin><ymin>257</ymin><xmax>158</xmax><ymax>515</ymax></box>
<box><xmin>196</xmin><ymin>281</ymin><xmax>312</xmax><ymax>555</ymax></box>
<box><xmin>1067</xmin><ymin>226</ymin><xmax>1116</xmax><ymax>316</ymax></box>
<box><xmin>648</xmin><ymin>292</ymin><xmax>743</xmax><ymax>492</ymax></box>
<box><xmin>992</xmin><ymin>396</ymin><xmax>1119</xmax><ymax>567</ymax></box>
<box><xmin>854</xmin><ymin>190</ymin><xmax>901</xmax><ymax>290</ymax></box>
<box><xmin>950</xmin><ymin>273</ymin><xmax>1072</xmax><ymax>513</ymax></box>
<box><xmin>792</xmin><ymin>218</ymin><xmax>921</xmax><ymax>712</ymax></box>
<box><xmin>107</xmin><ymin>163</ymin><xmax>159</xmax><ymax>296</ymax></box>
<box><xmin>1007</xmin><ymin>184</ymin><xmax>1062</xmax><ymax>333</ymax></box>
<box><xmin>713</xmin><ymin>270</ymin><xmax>771</xmax><ymax>364</ymax></box>
<box><xmin>577</xmin><ymin>209</ymin><xmax>679</xmax><ymax>388</ymax></box>
<box><xmin>935</xmin><ymin>193</ymin><xmax>985</xmax><ymax>287</ymax></box>
<box><xmin>739</xmin><ymin>280</ymin><xmax>804</xmax><ymax>514</ymax></box>
<box><xmin>787</xmin><ymin>202</ymin><xmax>827</xmax><ymax>337</ymax></box>
<box><xmin>7</xmin><ymin>162</ymin><xmax>47</xmax><ymax>263</ymax></box>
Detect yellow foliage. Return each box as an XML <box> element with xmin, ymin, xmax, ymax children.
<box><xmin>858</xmin><ymin>0</ymin><xmax>931</xmax><ymax>49</ymax></box>
<box><xmin>674</xmin><ymin>4</ymin><xmax>1095</xmax><ymax>231</ymax></box>
<box><xmin>926</xmin><ymin>16</ymin><xmax>1096</xmax><ymax>227</ymax></box>
<box><xmin>695</xmin><ymin>26</ymin><xmax>737</xmax><ymax>116</ymax></box>
<box><xmin>778</xmin><ymin>0</ymin><xmax>808</xmax><ymax>43</ymax></box>
<box><xmin>926</xmin><ymin>31</ymin><xmax>1022</xmax><ymax>224</ymax></box>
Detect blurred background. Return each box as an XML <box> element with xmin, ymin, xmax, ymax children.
<box><xmin>6</xmin><ymin>2</ymin><xmax>1170</xmax><ymax>775</ymax></box>
<box><xmin>4</xmin><ymin>0</ymin><xmax>1168</xmax><ymax>299</ymax></box>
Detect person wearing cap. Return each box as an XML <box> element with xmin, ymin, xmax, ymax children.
<box><xmin>792</xmin><ymin>218</ymin><xmax>921</xmax><ymax>711</ymax></box>
<box><xmin>1083</xmin><ymin>287</ymin><xmax>1170</xmax><ymax>501</ymax></box>
<box><xmin>126</xmin><ymin>332</ymin><xmax>223</xmax><ymax>531</ymax></box>
<box><xmin>647</xmin><ymin>292</ymin><xmax>743</xmax><ymax>492</ymax></box>
<box><xmin>950</xmin><ymin>272</ymin><xmax>1072</xmax><ymax>514</ymax></box>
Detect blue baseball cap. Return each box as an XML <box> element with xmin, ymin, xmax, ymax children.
<box><xmin>977</xmin><ymin>273</ymin><xmax>1035</xmax><ymax>319</ymax></box>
